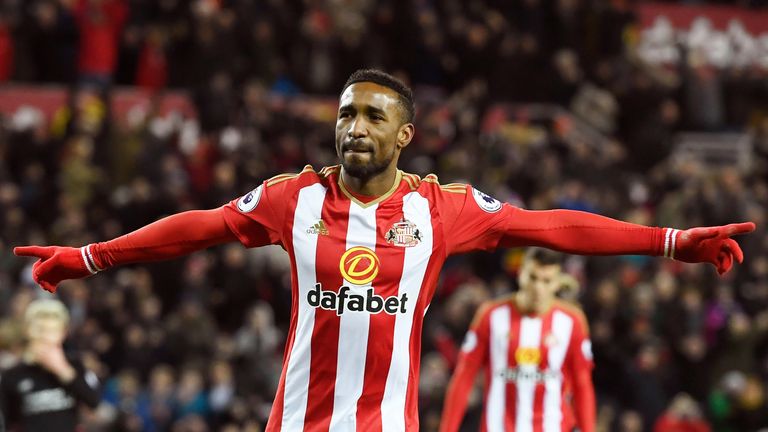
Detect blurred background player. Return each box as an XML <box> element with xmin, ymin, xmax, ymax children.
<box><xmin>440</xmin><ymin>248</ymin><xmax>594</xmax><ymax>432</ymax></box>
<box><xmin>0</xmin><ymin>298</ymin><xmax>100</xmax><ymax>432</ymax></box>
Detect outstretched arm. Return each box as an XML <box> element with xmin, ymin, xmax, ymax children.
<box><xmin>572</xmin><ymin>367</ymin><xmax>596</xmax><ymax>432</ymax></box>
<box><xmin>443</xmin><ymin>186</ymin><xmax>754</xmax><ymax>275</ymax></box>
<box><xmin>566</xmin><ymin>309</ymin><xmax>596</xmax><ymax>432</ymax></box>
<box><xmin>440</xmin><ymin>348</ymin><xmax>484</xmax><ymax>432</ymax></box>
<box><xmin>498</xmin><ymin>208</ymin><xmax>754</xmax><ymax>275</ymax></box>
<box><xmin>14</xmin><ymin>208</ymin><xmax>237</xmax><ymax>292</ymax></box>
<box><xmin>440</xmin><ymin>307</ymin><xmax>491</xmax><ymax>432</ymax></box>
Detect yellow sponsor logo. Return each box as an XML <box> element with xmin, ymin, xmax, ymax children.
<box><xmin>339</xmin><ymin>246</ymin><xmax>380</xmax><ymax>285</ymax></box>
<box><xmin>515</xmin><ymin>347</ymin><xmax>541</xmax><ymax>366</ymax></box>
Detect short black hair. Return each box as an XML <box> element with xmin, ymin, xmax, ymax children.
<box><xmin>342</xmin><ymin>69</ymin><xmax>415</xmax><ymax>123</ymax></box>
<box><xmin>524</xmin><ymin>248</ymin><xmax>564</xmax><ymax>266</ymax></box>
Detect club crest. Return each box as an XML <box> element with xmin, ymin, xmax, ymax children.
<box><xmin>544</xmin><ymin>333</ymin><xmax>559</xmax><ymax>348</ymax></box>
<box><xmin>386</xmin><ymin>218</ymin><xmax>422</xmax><ymax>247</ymax></box>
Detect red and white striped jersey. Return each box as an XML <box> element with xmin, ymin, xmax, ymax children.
<box><xmin>441</xmin><ymin>298</ymin><xmax>594</xmax><ymax>432</ymax></box>
<box><xmin>222</xmin><ymin>165</ymin><xmax>521</xmax><ymax>432</ymax></box>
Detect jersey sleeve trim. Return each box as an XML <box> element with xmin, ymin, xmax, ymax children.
<box><xmin>402</xmin><ymin>172</ymin><xmax>420</xmax><ymax>190</ymax></box>
<box><xmin>422</xmin><ymin>174</ymin><xmax>439</xmax><ymax>184</ymax></box>
<box><xmin>265</xmin><ymin>165</ymin><xmax>317</xmax><ymax>187</ymax></box>
<box><xmin>319</xmin><ymin>165</ymin><xmax>341</xmax><ymax>178</ymax></box>
<box><xmin>402</xmin><ymin>171</ymin><xmax>468</xmax><ymax>193</ymax></box>
<box><xmin>266</xmin><ymin>174</ymin><xmax>298</xmax><ymax>187</ymax></box>
<box><xmin>407</xmin><ymin>171</ymin><xmax>466</xmax><ymax>193</ymax></box>
<box><xmin>440</xmin><ymin>185</ymin><xmax>467</xmax><ymax>194</ymax></box>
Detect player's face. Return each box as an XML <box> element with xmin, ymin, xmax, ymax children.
<box><xmin>27</xmin><ymin>317</ymin><xmax>67</xmax><ymax>346</ymax></box>
<box><xmin>335</xmin><ymin>82</ymin><xmax>411</xmax><ymax>179</ymax></box>
<box><xmin>518</xmin><ymin>261</ymin><xmax>562</xmax><ymax>308</ymax></box>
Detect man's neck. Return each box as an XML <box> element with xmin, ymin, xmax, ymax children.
<box><xmin>340</xmin><ymin>166</ymin><xmax>399</xmax><ymax>197</ymax></box>
<box><xmin>514</xmin><ymin>292</ymin><xmax>553</xmax><ymax>316</ymax></box>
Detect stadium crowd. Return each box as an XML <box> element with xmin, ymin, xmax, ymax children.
<box><xmin>1</xmin><ymin>0</ymin><xmax>768</xmax><ymax>431</ymax></box>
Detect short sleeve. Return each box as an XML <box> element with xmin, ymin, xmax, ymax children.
<box><xmin>439</xmin><ymin>185</ymin><xmax>521</xmax><ymax>255</ymax></box>
<box><xmin>441</xmin><ymin>303</ymin><xmax>495</xmax><ymax>432</ymax></box>
<box><xmin>567</xmin><ymin>311</ymin><xmax>594</xmax><ymax>373</ymax></box>
<box><xmin>222</xmin><ymin>178</ymin><xmax>293</xmax><ymax>248</ymax></box>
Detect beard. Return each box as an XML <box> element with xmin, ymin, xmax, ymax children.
<box><xmin>339</xmin><ymin>141</ymin><xmax>396</xmax><ymax>180</ymax></box>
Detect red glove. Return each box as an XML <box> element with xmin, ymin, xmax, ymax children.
<box><xmin>13</xmin><ymin>245</ymin><xmax>101</xmax><ymax>293</ymax></box>
<box><xmin>665</xmin><ymin>222</ymin><xmax>755</xmax><ymax>275</ymax></box>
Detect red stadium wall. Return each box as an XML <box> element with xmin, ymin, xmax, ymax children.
<box><xmin>0</xmin><ymin>85</ymin><xmax>197</xmax><ymax>122</ymax></box>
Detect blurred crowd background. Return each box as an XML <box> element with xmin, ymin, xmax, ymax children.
<box><xmin>1</xmin><ymin>0</ymin><xmax>768</xmax><ymax>431</ymax></box>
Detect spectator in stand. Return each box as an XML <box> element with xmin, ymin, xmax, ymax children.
<box><xmin>74</xmin><ymin>0</ymin><xmax>127</xmax><ymax>87</ymax></box>
<box><xmin>654</xmin><ymin>393</ymin><xmax>711</xmax><ymax>432</ymax></box>
<box><xmin>0</xmin><ymin>14</ymin><xmax>12</xmax><ymax>82</ymax></box>
<box><xmin>135</xmin><ymin>25</ymin><xmax>168</xmax><ymax>90</ymax></box>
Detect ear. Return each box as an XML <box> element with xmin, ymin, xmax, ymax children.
<box><xmin>518</xmin><ymin>263</ymin><xmax>531</xmax><ymax>288</ymax></box>
<box><xmin>396</xmin><ymin>123</ymin><xmax>415</xmax><ymax>150</ymax></box>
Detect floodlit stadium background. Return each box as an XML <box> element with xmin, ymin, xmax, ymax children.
<box><xmin>1</xmin><ymin>0</ymin><xmax>768</xmax><ymax>431</ymax></box>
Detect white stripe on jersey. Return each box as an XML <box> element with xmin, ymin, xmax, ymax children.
<box><xmin>282</xmin><ymin>183</ymin><xmax>327</xmax><ymax>431</ymax></box>
<box><xmin>515</xmin><ymin>316</ymin><xmax>543</xmax><ymax>432</ymax></box>
<box><xmin>329</xmin><ymin>203</ymin><xmax>379</xmax><ymax>431</ymax></box>
<box><xmin>543</xmin><ymin>311</ymin><xmax>574</xmax><ymax>432</ymax></box>
<box><xmin>487</xmin><ymin>305</ymin><xmax>511</xmax><ymax>432</ymax></box>
<box><xmin>381</xmin><ymin>192</ymin><xmax>432</xmax><ymax>432</ymax></box>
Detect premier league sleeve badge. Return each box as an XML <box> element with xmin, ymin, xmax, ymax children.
<box><xmin>237</xmin><ymin>185</ymin><xmax>263</xmax><ymax>213</ymax></box>
<box><xmin>471</xmin><ymin>187</ymin><xmax>502</xmax><ymax>213</ymax></box>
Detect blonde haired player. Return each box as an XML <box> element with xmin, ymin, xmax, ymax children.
<box><xmin>1</xmin><ymin>299</ymin><xmax>100</xmax><ymax>432</ymax></box>
<box><xmin>441</xmin><ymin>249</ymin><xmax>595</xmax><ymax>432</ymax></box>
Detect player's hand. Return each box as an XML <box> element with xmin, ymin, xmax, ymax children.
<box><xmin>673</xmin><ymin>222</ymin><xmax>755</xmax><ymax>275</ymax></box>
<box><xmin>13</xmin><ymin>245</ymin><xmax>94</xmax><ymax>293</ymax></box>
<box><xmin>30</xmin><ymin>343</ymin><xmax>76</xmax><ymax>383</ymax></box>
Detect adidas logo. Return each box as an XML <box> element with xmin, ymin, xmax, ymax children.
<box><xmin>307</xmin><ymin>220</ymin><xmax>329</xmax><ymax>235</ymax></box>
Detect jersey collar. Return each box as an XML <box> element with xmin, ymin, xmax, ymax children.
<box><xmin>338</xmin><ymin>169</ymin><xmax>404</xmax><ymax>208</ymax></box>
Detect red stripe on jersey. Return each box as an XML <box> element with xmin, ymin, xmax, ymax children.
<box><xmin>403</xmin><ymin>200</ymin><xmax>444</xmax><ymax>430</ymax></box>
<box><xmin>268</xmin><ymin>270</ymin><xmax>299</xmax><ymax>431</ymax></box>
<box><xmin>481</xmin><ymin>356</ymin><xmax>492</xmax><ymax>432</ymax></box>
<box><xmin>417</xmin><ymin>201</ymin><xmax>445</xmax><ymax>305</ymax></box>
<box><xmin>561</xmin><ymin>379</ymin><xmax>573</xmax><ymax>432</ymax></box>
<box><xmin>355</xmin><ymin>196</ymin><xmax>406</xmax><ymax>431</ymax></box>
<box><xmin>265</xmin><ymin>188</ymin><xmax>301</xmax><ymax>432</ymax></box>
<box><xmin>303</xmin><ymin>197</ymin><xmax>352</xmax><ymax>430</ymax></box>
<box><xmin>505</xmin><ymin>307</ymin><xmax>522</xmax><ymax>432</ymax></box>
<box><xmin>532</xmin><ymin>312</ymin><xmax>554</xmax><ymax>432</ymax></box>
